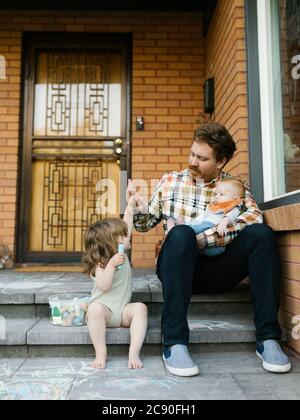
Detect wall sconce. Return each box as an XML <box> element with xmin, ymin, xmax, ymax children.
<box><xmin>204</xmin><ymin>78</ymin><xmax>215</xmax><ymax>114</ymax></box>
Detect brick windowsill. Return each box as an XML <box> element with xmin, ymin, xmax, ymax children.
<box><xmin>263</xmin><ymin>204</ymin><xmax>300</xmax><ymax>232</ymax></box>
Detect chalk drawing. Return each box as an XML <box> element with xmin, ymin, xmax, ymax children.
<box><xmin>0</xmin><ymin>281</ymin><xmax>62</xmax><ymax>292</ymax></box>
<box><xmin>188</xmin><ymin>320</ymin><xmax>245</xmax><ymax>331</ymax></box>
<box><xmin>133</xmin><ymin>276</ymin><xmax>160</xmax><ymax>291</ymax></box>
<box><xmin>29</xmin><ymin>362</ymin><xmax>98</xmax><ymax>379</ymax></box>
<box><xmin>0</xmin><ymin>378</ymin><xmax>73</xmax><ymax>400</ymax></box>
<box><xmin>72</xmin><ymin>376</ymin><xmax>181</xmax><ymax>399</ymax></box>
<box><xmin>0</xmin><ymin>364</ymin><xmax>14</xmax><ymax>378</ymax></box>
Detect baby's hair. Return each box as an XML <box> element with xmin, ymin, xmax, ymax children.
<box><xmin>219</xmin><ymin>178</ymin><xmax>246</xmax><ymax>198</ymax></box>
<box><xmin>83</xmin><ymin>218</ymin><xmax>128</xmax><ymax>277</ymax></box>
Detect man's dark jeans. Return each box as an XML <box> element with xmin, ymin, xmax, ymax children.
<box><xmin>156</xmin><ymin>224</ymin><xmax>282</xmax><ymax>346</ymax></box>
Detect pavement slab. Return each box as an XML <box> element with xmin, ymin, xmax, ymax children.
<box><xmin>0</xmin><ymin>353</ymin><xmax>299</xmax><ymax>400</ymax></box>
<box><xmin>13</xmin><ymin>356</ymin><xmax>165</xmax><ymax>379</ymax></box>
<box><xmin>232</xmin><ymin>372</ymin><xmax>300</xmax><ymax>400</ymax></box>
<box><xmin>68</xmin><ymin>373</ymin><xmax>248</xmax><ymax>400</ymax></box>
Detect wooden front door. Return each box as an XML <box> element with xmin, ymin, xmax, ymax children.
<box><xmin>18</xmin><ymin>34</ymin><xmax>131</xmax><ymax>264</ymax></box>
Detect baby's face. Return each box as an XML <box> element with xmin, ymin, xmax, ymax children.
<box><xmin>214</xmin><ymin>183</ymin><xmax>239</xmax><ymax>203</ymax></box>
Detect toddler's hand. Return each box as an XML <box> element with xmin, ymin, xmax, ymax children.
<box><xmin>126</xmin><ymin>179</ymin><xmax>136</xmax><ymax>203</ymax></box>
<box><xmin>110</xmin><ymin>253</ymin><xmax>126</xmax><ymax>268</ymax></box>
<box><xmin>127</xmin><ymin>195</ymin><xmax>137</xmax><ymax>211</ymax></box>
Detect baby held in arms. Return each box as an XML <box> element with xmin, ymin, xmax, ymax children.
<box><xmin>167</xmin><ymin>178</ymin><xmax>245</xmax><ymax>257</ymax></box>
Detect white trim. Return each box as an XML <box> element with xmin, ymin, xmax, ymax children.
<box><xmin>263</xmin><ymin>188</ymin><xmax>300</xmax><ymax>203</ymax></box>
<box><xmin>257</xmin><ymin>0</ymin><xmax>286</xmax><ymax>200</ymax></box>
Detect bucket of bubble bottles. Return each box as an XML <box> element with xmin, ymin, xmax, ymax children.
<box><xmin>49</xmin><ymin>294</ymin><xmax>90</xmax><ymax>327</ymax></box>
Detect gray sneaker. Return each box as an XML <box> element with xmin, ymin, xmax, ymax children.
<box><xmin>162</xmin><ymin>344</ymin><xmax>199</xmax><ymax>377</ymax></box>
<box><xmin>256</xmin><ymin>340</ymin><xmax>291</xmax><ymax>373</ymax></box>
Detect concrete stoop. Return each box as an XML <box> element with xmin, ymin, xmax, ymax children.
<box><xmin>0</xmin><ymin>269</ymin><xmax>269</xmax><ymax>357</ymax></box>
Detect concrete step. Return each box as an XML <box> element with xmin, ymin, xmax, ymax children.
<box><xmin>29</xmin><ymin>314</ymin><xmax>257</xmax><ymax>345</ymax></box>
<box><xmin>0</xmin><ymin>270</ymin><xmax>252</xmax><ymax>318</ymax></box>
<box><xmin>0</xmin><ymin>313</ymin><xmax>260</xmax><ymax>357</ymax></box>
<box><xmin>0</xmin><ymin>269</ymin><xmax>258</xmax><ymax>357</ymax></box>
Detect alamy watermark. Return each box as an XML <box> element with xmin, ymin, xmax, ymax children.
<box><xmin>95</xmin><ymin>172</ymin><xmax>205</xmax><ymax>215</ymax></box>
<box><xmin>0</xmin><ymin>316</ymin><xmax>6</xmax><ymax>340</ymax></box>
<box><xmin>0</xmin><ymin>55</ymin><xmax>6</xmax><ymax>80</ymax></box>
<box><xmin>292</xmin><ymin>315</ymin><xmax>300</xmax><ymax>340</ymax></box>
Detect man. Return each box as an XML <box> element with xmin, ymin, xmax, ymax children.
<box><xmin>129</xmin><ymin>122</ymin><xmax>291</xmax><ymax>377</ymax></box>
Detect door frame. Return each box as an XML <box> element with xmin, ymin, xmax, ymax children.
<box><xmin>17</xmin><ymin>32</ymin><xmax>132</xmax><ymax>264</ymax></box>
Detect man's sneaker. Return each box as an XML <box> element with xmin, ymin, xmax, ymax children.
<box><xmin>256</xmin><ymin>340</ymin><xmax>291</xmax><ymax>373</ymax></box>
<box><xmin>162</xmin><ymin>344</ymin><xmax>199</xmax><ymax>377</ymax></box>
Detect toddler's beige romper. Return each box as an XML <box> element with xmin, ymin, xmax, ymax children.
<box><xmin>89</xmin><ymin>255</ymin><xmax>132</xmax><ymax>328</ymax></box>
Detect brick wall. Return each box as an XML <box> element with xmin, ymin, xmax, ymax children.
<box><xmin>205</xmin><ymin>0</ymin><xmax>249</xmax><ymax>181</ymax></box>
<box><xmin>0</xmin><ymin>10</ymin><xmax>205</xmax><ymax>267</ymax></box>
<box><xmin>264</xmin><ymin>207</ymin><xmax>300</xmax><ymax>356</ymax></box>
<box><xmin>278</xmin><ymin>231</ymin><xmax>300</xmax><ymax>355</ymax></box>
<box><xmin>0</xmin><ymin>24</ymin><xmax>20</xmax><ymax>258</ymax></box>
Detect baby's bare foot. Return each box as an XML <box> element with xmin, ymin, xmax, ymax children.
<box><xmin>167</xmin><ymin>218</ymin><xmax>176</xmax><ymax>232</ymax></box>
<box><xmin>176</xmin><ymin>217</ymin><xmax>185</xmax><ymax>225</ymax></box>
<box><xmin>128</xmin><ymin>352</ymin><xmax>144</xmax><ymax>369</ymax></box>
<box><xmin>91</xmin><ymin>355</ymin><xmax>106</xmax><ymax>369</ymax></box>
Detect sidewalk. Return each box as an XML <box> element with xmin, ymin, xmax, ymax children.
<box><xmin>1</xmin><ymin>351</ymin><xmax>300</xmax><ymax>400</ymax></box>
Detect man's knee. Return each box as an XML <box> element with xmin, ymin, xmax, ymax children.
<box><xmin>164</xmin><ymin>225</ymin><xmax>197</xmax><ymax>254</ymax></box>
<box><xmin>167</xmin><ymin>225</ymin><xmax>197</xmax><ymax>243</ymax></box>
<box><xmin>243</xmin><ymin>224</ymin><xmax>276</xmax><ymax>242</ymax></box>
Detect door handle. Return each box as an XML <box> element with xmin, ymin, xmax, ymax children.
<box><xmin>114</xmin><ymin>138</ymin><xmax>123</xmax><ymax>146</ymax></box>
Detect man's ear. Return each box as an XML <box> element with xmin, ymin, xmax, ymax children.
<box><xmin>216</xmin><ymin>158</ymin><xmax>228</xmax><ymax>170</ymax></box>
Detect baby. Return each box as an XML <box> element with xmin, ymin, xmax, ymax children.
<box><xmin>167</xmin><ymin>178</ymin><xmax>245</xmax><ymax>257</ymax></box>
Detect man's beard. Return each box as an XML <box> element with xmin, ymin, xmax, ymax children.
<box><xmin>189</xmin><ymin>166</ymin><xmax>202</xmax><ymax>177</ymax></box>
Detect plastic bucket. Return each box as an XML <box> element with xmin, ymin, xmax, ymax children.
<box><xmin>49</xmin><ymin>294</ymin><xmax>90</xmax><ymax>327</ymax></box>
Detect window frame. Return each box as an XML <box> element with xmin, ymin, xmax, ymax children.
<box><xmin>245</xmin><ymin>0</ymin><xmax>300</xmax><ymax>209</ymax></box>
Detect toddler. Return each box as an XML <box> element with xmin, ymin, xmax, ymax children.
<box><xmin>84</xmin><ymin>197</ymin><xmax>148</xmax><ymax>370</ymax></box>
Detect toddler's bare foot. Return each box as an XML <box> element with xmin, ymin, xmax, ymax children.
<box><xmin>91</xmin><ymin>354</ymin><xmax>106</xmax><ymax>369</ymax></box>
<box><xmin>128</xmin><ymin>352</ymin><xmax>143</xmax><ymax>369</ymax></box>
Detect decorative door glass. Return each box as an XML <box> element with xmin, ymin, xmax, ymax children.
<box><xmin>27</xmin><ymin>47</ymin><xmax>126</xmax><ymax>255</ymax></box>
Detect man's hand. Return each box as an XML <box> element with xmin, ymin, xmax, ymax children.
<box><xmin>136</xmin><ymin>195</ymin><xmax>148</xmax><ymax>215</ymax></box>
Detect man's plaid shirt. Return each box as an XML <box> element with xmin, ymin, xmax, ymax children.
<box><xmin>134</xmin><ymin>169</ymin><xmax>263</xmax><ymax>248</ymax></box>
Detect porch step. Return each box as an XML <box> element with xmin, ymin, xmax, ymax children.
<box><xmin>0</xmin><ymin>270</ymin><xmax>252</xmax><ymax>318</ymax></box>
<box><xmin>0</xmin><ymin>269</ymin><xmax>262</xmax><ymax>357</ymax></box>
<box><xmin>0</xmin><ymin>314</ymin><xmax>257</xmax><ymax>357</ymax></box>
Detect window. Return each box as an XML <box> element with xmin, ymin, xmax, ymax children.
<box><xmin>279</xmin><ymin>0</ymin><xmax>300</xmax><ymax>194</ymax></box>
